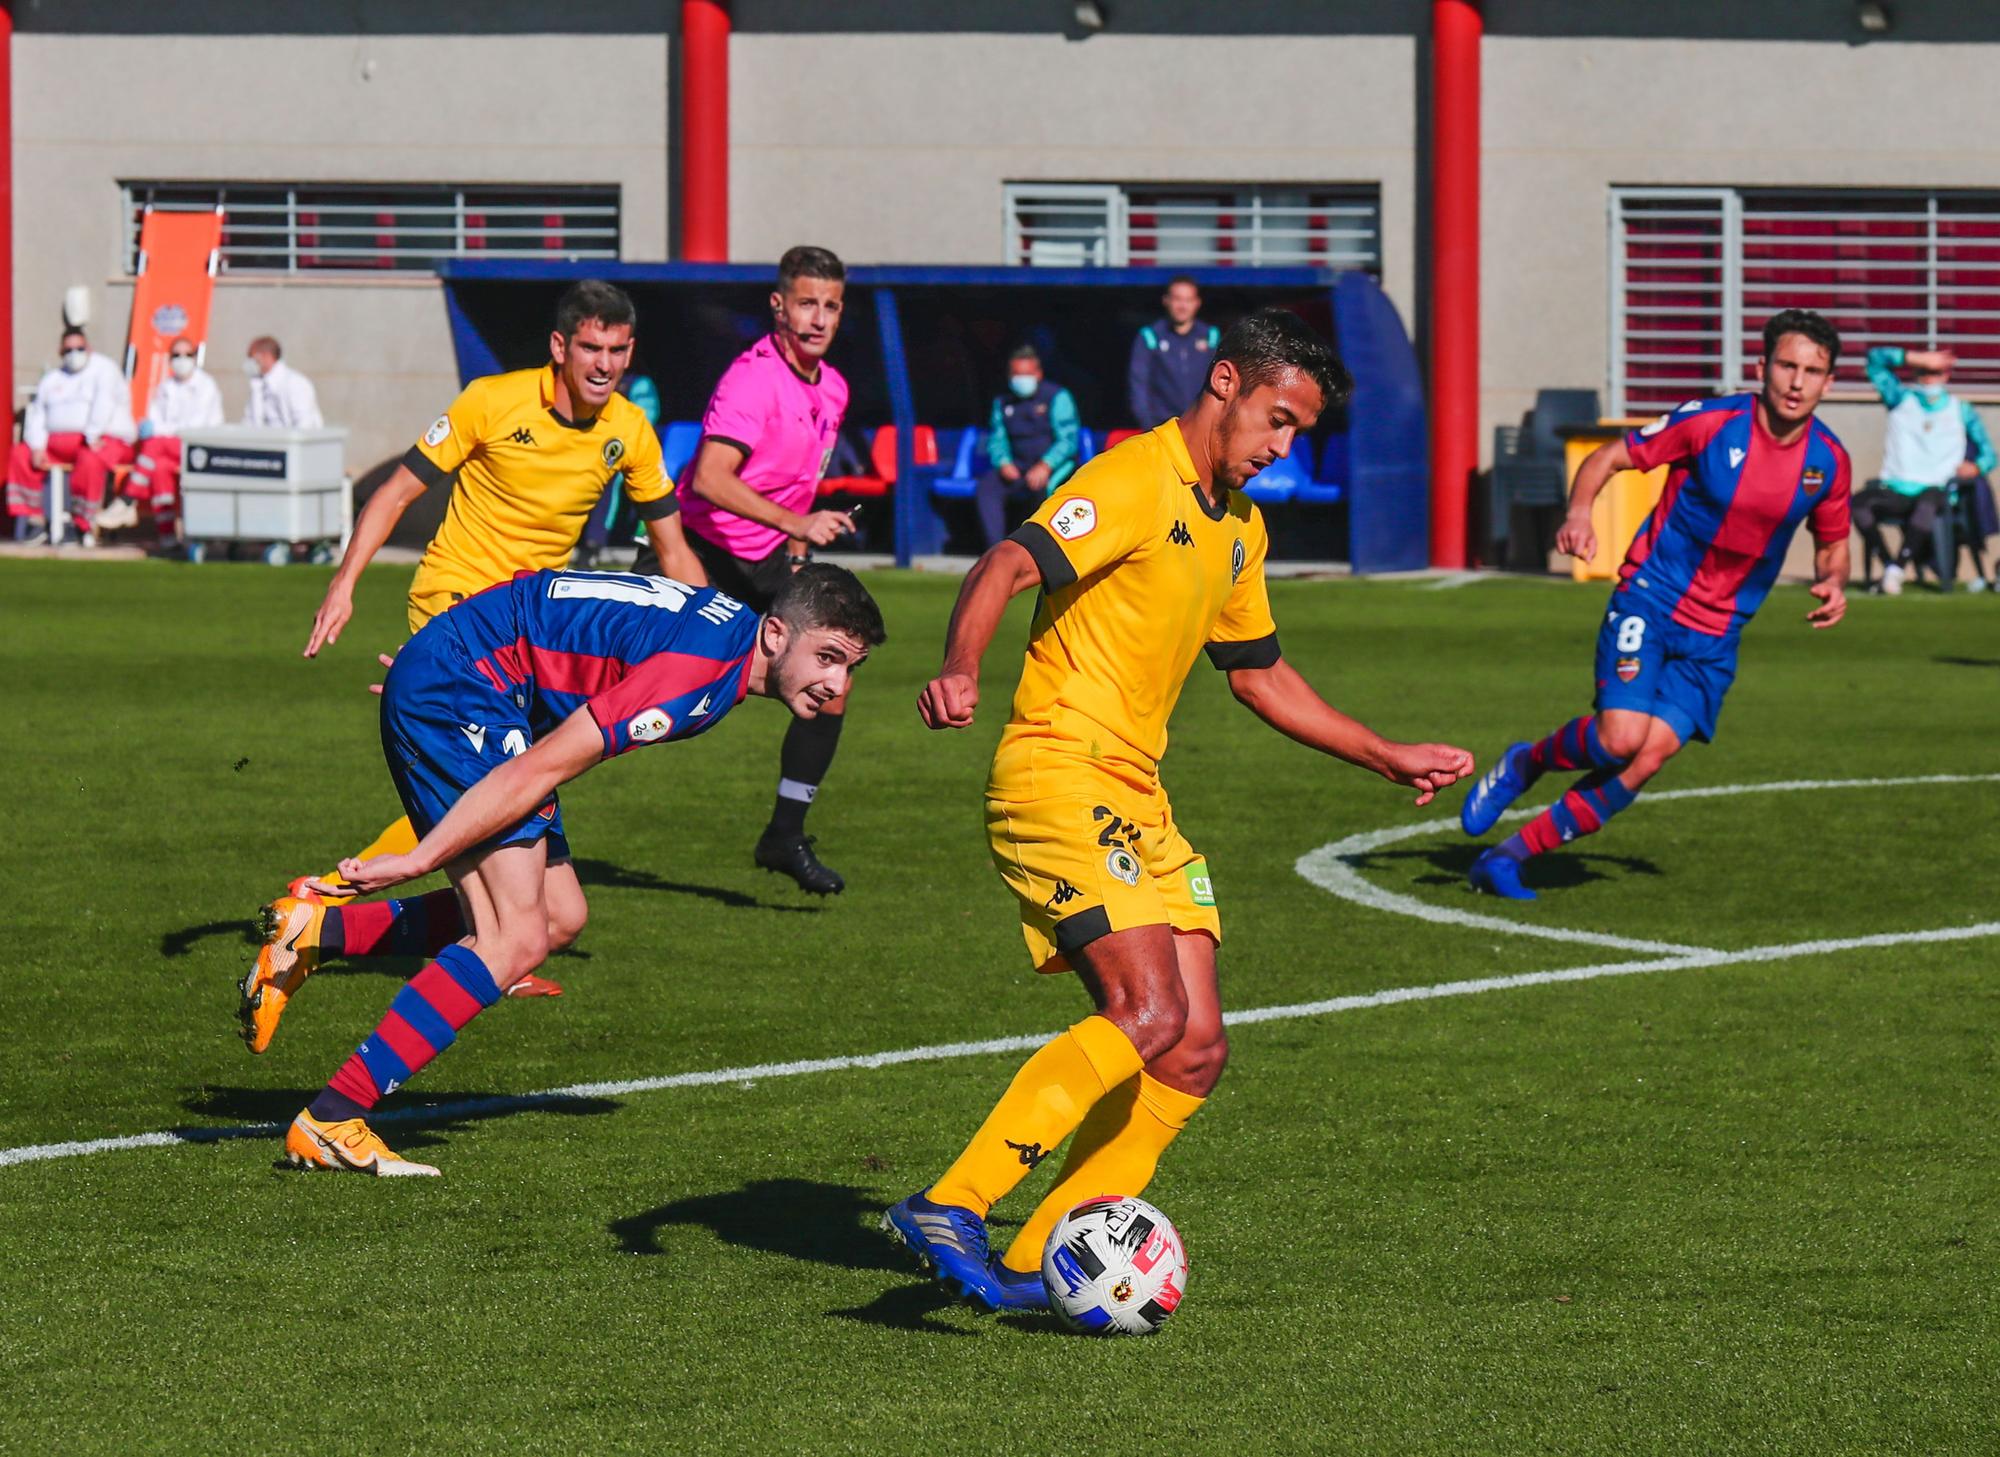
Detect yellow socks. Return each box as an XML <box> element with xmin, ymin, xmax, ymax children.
<box><xmin>324</xmin><ymin>816</ymin><xmax>421</xmax><ymax>888</ymax></box>
<box><xmin>1000</xmin><ymin>1071</ymin><xmax>1205</xmax><ymax>1273</ymax></box>
<box><xmin>929</xmin><ymin>1015</ymin><xmax>1144</xmax><ymax>1218</ymax></box>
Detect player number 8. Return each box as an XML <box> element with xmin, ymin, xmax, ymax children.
<box><xmin>1616</xmin><ymin>615</ymin><xmax>1646</xmax><ymax>653</ymax></box>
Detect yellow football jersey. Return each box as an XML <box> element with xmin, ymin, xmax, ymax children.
<box><xmin>404</xmin><ymin>365</ymin><xmax>673</xmax><ymax>606</ymax></box>
<box><xmin>994</xmin><ymin>420</ymin><xmax>1278</xmax><ymax>790</ymax></box>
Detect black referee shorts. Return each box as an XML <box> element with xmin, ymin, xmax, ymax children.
<box><xmin>633</xmin><ymin>529</ymin><xmax>795</xmax><ymax>614</ymax></box>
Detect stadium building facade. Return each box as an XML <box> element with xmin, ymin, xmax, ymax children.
<box><xmin>13</xmin><ymin>0</ymin><xmax>2000</xmax><ymax>559</ymax></box>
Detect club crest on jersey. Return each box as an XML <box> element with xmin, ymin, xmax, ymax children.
<box><xmin>1106</xmin><ymin>848</ymin><xmax>1142</xmax><ymax>887</ymax></box>
<box><xmin>1051</xmin><ymin>497</ymin><xmax>1096</xmax><ymax>541</ymax></box>
<box><xmin>423</xmin><ymin>415</ymin><xmax>451</xmax><ymax>448</ymax></box>
<box><xmin>627</xmin><ymin>708</ymin><xmax>673</xmax><ymax>743</ymax></box>
<box><xmin>1801</xmin><ymin>466</ymin><xmax>1826</xmax><ymax>494</ymax></box>
<box><xmin>1616</xmin><ymin>656</ymin><xmax>1642</xmax><ymax>683</ymax></box>
<box><xmin>602</xmin><ymin>438</ymin><xmax>626</xmax><ymax>468</ymax></box>
<box><xmin>1231</xmin><ymin>538</ymin><xmax>1246</xmax><ymax>582</ymax></box>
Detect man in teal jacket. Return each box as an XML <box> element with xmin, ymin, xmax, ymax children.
<box><xmin>975</xmin><ymin>344</ymin><xmax>1080</xmax><ymax>547</ymax></box>
<box><xmin>1859</xmin><ymin>345</ymin><xmax>1995</xmax><ymax>593</ymax></box>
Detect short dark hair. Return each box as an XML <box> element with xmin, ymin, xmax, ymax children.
<box><xmin>769</xmin><ymin>562</ymin><xmax>885</xmax><ymax>647</ymax></box>
<box><xmin>1166</xmin><ymin>275</ymin><xmax>1200</xmax><ymax>293</ymax></box>
<box><xmin>249</xmin><ymin>335</ymin><xmax>281</xmax><ymax>360</ymax></box>
<box><xmin>555</xmin><ymin>280</ymin><xmax>637</xmax><ymax>340</ymax></box>
<box><xmin>1761</xmin><ymin>308</ymin><xmax>1840</xmax><ymax>367</ymax></box>
<box><xmin>1215</xmin><ymin>307</ymin><xmax>1352</xmax><ymax>410</ymax></box>
<box><xmin>60</xmin><ymin>327</ymin><xmax>86</xmax><ymax>346</ymax></box>
<box><xmin>1009</xmin><ymin>344</ymin><xmax>1040</xmax><ymax>365</ymax></box>
<box><xmin>778</xmin><ymin>245</ymin><xmax>846</xmax><ymax>291</ymax></box>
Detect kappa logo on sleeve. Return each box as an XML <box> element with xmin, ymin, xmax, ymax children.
<box><xmin>423</xmin><ymin>416</ymin><xmax>451</xmax><ymax>447</ymax></box>
<box><xmin>626</xmin><ymin>709</ymin><xmax>674</xmax><ymax>743</ymax></box>
<box><xmin>1050</xmin><ymin>497</ymin><xmax>1097</xmax><ymax>541</ymax></box>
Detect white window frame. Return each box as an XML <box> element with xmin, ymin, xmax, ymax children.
<box><xmin>1004</xmin><ymin>181</ymin><xmax>1380</xmax><ymax>273</ymax></box>
<box><xmin>120</xmin><ymin>182</ymin><xmax>622</xmax><ymax>276</ymax></box>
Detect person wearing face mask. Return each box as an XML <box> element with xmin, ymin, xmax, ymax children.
<box><xmin>4</xmin><ymin>327</ymin><xmax>138</xmax><ymax>542</ymax></box>
<box><xmin>975</xmin><ymin>345</ymin><xmax>1081</xmax><ymax>549</ymax></box>
<box><xmin>101</xmin><ymin>337</ymin><xmax>224</xmax><ymax>540</ymax></box>
<box><xmin>241</xmin><ymin>336</ymin><xmax>324</xmax><ymax>430</ymax></box>
<box><xmin>1856</xmin><ymin>345</ymin><xmax>1996</xmax><ymax>594</ymax></box>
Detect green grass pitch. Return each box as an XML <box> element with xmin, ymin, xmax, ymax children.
<box><xmin>1</xmin><ymin>559</ymin><xmax>1995</xmax><ymax>1454</ymax></box>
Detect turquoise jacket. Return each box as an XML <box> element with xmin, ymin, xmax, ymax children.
<box><xmin>1864</xmin><ymin>346</ymin><xmax>1996</xmax><ymax>495</ymax></box>
<box><xmin>987</xmin><ymin>382</ymin><xmax>1080</xmax><ymax>490</ymax></box>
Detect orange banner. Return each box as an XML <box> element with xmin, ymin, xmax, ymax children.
<box><xmin>124</xmin><ymin>208</ymin><xmax>223</xmax><ymax>420</ymax></box>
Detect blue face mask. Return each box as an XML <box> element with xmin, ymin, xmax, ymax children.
<box><xmin>1919</xmin><ymin>381</ymin><xmax>1948</xmax><ymax>402</ymax></box>
<box><xmin>1009</xmin><ymin>374</ymin><xmax>1039</xmax><ymax>399</ymax></box>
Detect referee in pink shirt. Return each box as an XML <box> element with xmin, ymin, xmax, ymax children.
<box><xmin>636</xmin><ymin>245</ymin><xmax>861</xmax><ymax>893</ymax></box>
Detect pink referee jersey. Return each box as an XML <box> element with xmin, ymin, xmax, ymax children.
<box><xmin>680</xmin><ymin>333</ymin><xmax>849</xmax><ymax>561</ymax></box>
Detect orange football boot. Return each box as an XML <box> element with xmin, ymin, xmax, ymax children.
<box><xmin>285</xmin><ymin>1110</ymin><xmax>440</xmax><ymax>1177</ymax></box>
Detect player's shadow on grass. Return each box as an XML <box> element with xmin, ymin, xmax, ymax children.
<box><xmin>1346</xmin><ymin>844</ymin><xmax>1664</xmax><ymax>892</ymax></box>
<box><xmin>1934</xmin><ymin>654</ymin><xmax>2000</xmax><ymax>669</ymax></box>
<box><xmin>569</xmin><ymin>857</ymin><xmax>820</xmax><ymax>913</ymax></box>
<box><xmin>610</xmin><ymin>1178</ymin><xmax>980</xmax><ymax>1335</ymax></box>
<box><xmin>180</xmin><ymin>1085</ymin><xmax>622</xmax><ymax>1152</ymax></box>
<box><xmin>160</xmin><ymin>918</ymin><xmax>263</xmax><ymax>960</ymax></box>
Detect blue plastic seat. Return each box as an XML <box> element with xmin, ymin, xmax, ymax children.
<box><xmin>660</xmin><ymin>421</ymin><xmax>704</xmax><ymax>486</ymax></box>
<box><xmin>1243</xmin><ymin>437</ymin><xmax>1313</xmax><ymax>506</ymax></box>
<box><xmin>1294</xmin><ymin>430</ymin><xmax>1346</xmax><ymax>505</ymax></box>
<box><xmin>931</xmin><ymin>426</ymin><xmax>986</xmax><ymax>501</ymax></box>
<box><xmin>1076</xmin><ymin>427</ymin><xmax>1099</xmax><ymax>465</ymax></box>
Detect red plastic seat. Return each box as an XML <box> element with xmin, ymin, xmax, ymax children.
<box><xmin>1106</xmin><ymin>428</ymin><xmax>1142</xmax><ymax>449</ymax></box>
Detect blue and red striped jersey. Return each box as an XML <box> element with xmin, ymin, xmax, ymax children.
<box><xmin>1620</xmin><ymin>393</ymin><xmax>1851</xmax><ymax>636</ymax></box>
<box><xmin>443</xmin><ymin>570</ymin><xmax>758</xmax><ymax>757</ymax></box>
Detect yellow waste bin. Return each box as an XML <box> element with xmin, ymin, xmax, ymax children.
<box><xmin>1560</xmin><ymin>420</ymin><xmax>1669</xmax><ymax>581</ymax></box>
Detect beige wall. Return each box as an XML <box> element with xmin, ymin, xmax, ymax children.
<box><xmin>731</xmin><ymin>30</ymin><xmax>1419</xmax><ymax>322</ymax></box>
<box><xmin>12</xmin><ymin>31</ymin><xmax>670</xmax><ymax>472</ymax></box>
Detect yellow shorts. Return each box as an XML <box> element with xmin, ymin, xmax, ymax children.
<box><xmin>406</xmin><ymin>584</ymin><xmax>471</xmax><ymax>635</ymax></box>
<box><xmin>986</xmin><ymin>757</ymin><xmax>1219</xmax><ymax>974</ymax></box>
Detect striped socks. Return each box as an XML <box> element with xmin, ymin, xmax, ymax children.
<box><xmin>1526</xmin><ymin>715</ymin><xmax>1625</xmax><ymax>777</ymax></box>
<box><xmin>322</xmin><ymin>890</ymin><xmax>464</xmax><ymax>960</ymax></box>
<box><xmin>310</xmin><ymin>945</ymin><xmax>503</xmax><ymax>1120</ymax></box>
<box><xmin>1503</xmin><ymin>770</ymin><xmax>1640</xmax><ymax>859</ymax></box>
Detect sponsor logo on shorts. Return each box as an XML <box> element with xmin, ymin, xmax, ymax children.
<box><xmin>1184</xmin><ymin>863</ymin><xmax>1215</xmax><ymax>907</ymax></box>
<box><xmin>1106</xmin><ymin>847</ymin><xmax>1142</xmax><ymax>886</ymax></box>
<box><xmin>423</xmin><ymin>415</ymin><xmax>451</xmax><ymax>448</ymax></box>
<box><xmin>1045</xmin><ymin>879</ymin><xmax>1082</xmax><ymax>912</ymax></box>
<box><xmin>602</xmin><ymin>437</ymin><xmax>626</xmax><ymax>468</ymax></box>
<box><xmin>1616</xmin><ymin>656</ymin><xmax>1642</xmax><ymax>683</ymax></box>
<box><xmin>1050</xmin><ymin>497</ymin><xmax>1096</xmax><ymax>541</ymax></box>
<box><xmin>627</xmin><ymin>708</ymin><xmax>673</xmax><ymax>743</ymax></box>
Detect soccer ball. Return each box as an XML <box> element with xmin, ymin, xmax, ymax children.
<box><xmin>1040</xmin><ymin>1195</ymin><xmax>1188</xmax><ymax>1335</ymax></box>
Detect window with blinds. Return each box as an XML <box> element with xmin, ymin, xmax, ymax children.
<box><xmin>1611</xmin><ymin>186</ymin><xmax>2000</xmax><ymax>414</ymax></box>
<box><xmin>122</xmin><ymin>183</ymin><xmax>621</xmax><ymax>275</ymax></box>
<box><xmin>1004</xmin><ymin>182</ymin><xmax>1380</xmax><ymax>272</ymax></box>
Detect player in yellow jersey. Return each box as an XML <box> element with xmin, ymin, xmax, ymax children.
<box><xmin>243</xmin><ymin>282</ymin><xmax>704</xmax><ymax>1036</ymax></box>
<box><xmin>882</xmin><ymin>309</ymin><xmax>1475</xmax><ymax>1310</ymax></box>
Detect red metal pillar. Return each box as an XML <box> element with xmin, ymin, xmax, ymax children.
<box><xmin>680</xmin><ymin>0</ymin><xmax>730</xmax><ymax>262</ymax></box>
<box><xmin>1429</xmin><ymin>0</ymin><xmax>1480</xmax><ymax>569</ymax></box>
<box><xmin>0</xmin><ymin>2</ymin><xmax>14</xmax><ymax>417</ymax></box>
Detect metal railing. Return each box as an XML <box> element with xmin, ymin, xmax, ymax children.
<box><xmin>122</xmin><ymin>183</ymin><xmax>621</xmax><ymax>275</ymax></box>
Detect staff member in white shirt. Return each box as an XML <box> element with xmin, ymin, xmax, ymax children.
<box><xmin>242</xmin><ymin>336</ymin><xmax>323</xmax><ymax>429</ymax></box>
<box><xmin>102</xmin><ymin>336</ymin><xmax>225</xmax><ymax>538</ymax></box>
<box><xmin>4</xmin><ymin>326</ymin><xmax>138</xmax><ymax>541</ymax></box>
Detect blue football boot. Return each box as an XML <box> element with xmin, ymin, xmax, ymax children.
<box><xmin>881</xmin><ymin>1190</ymin><xmax>1005</xmax><ymax>1310</ymax></box>
<box><xmin>987</xmin><ymin>1255</ymin><xmax>1051</xmax><ymax>1312</ymax></box>
<box><xmin>1460</xmin><ymin>742</ymin><xmax>1535</xmax><ymax>837</ymax></box>
<box><xmin>1468</xmin><ymin>845</ymin><xmax>1537</xmax><ymax>901</ymax></box>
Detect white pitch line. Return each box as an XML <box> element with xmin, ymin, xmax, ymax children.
<box><xmin>5</xmin><ymin>919</ymin><xmax>1998</xmax><ymax>1172</ymax></box>
<box><xmin>1295</xmin><ymin>772</ymin><xmax>2000</xmax><ymax>954</ymax></box>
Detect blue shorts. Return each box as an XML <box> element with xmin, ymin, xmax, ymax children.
<box><xmin>378</xmin><ymin>621</ymin><xmax>569</xmax><ymax>862</ymax></box>
<box><xmin>1592</xmin><ymin>590</ymin><xmax>1738</xmax><ymax>746</ymax></box>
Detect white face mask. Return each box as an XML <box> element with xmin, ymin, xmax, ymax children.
<box><xmin>61</xmin><ymin>348</ymin><xmax>87</xmax><ymax>374</ymax></box>
<box><xmin>243</xmin><ymin>355</ymin><xmax>265</xmax><ymax>379</ymax></box>
<box><xmin>169</xmin><ymin>355</ymin><xmax>196</xmax><ymax>381</ymax></box>
<box><xmin>1009</xmin><ymin>373</ymin><xmax>1039</xmax><ymax>399</ymax></box>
